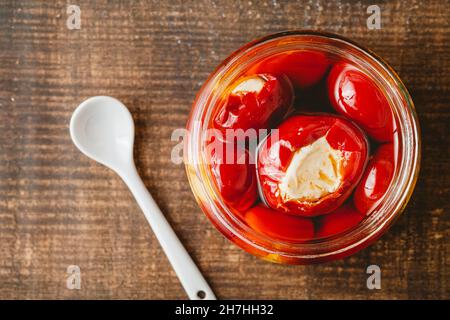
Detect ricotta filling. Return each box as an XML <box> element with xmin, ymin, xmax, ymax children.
<box><xmin>231</xmin><ymin>76</ymin><xmax>265</xmax><ymax>94</ymax></box>
<box><xmin>279</xmin><ymin>136</ymin><xmax>343</xmax><ymax>202</ymax></box>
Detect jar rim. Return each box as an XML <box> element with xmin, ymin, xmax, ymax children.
<box><xmin>185</xmin><ymin>31</ymin><xmax>421</xmax><ymax>263</ymax></box>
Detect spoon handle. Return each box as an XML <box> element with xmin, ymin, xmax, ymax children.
<box><xmin>120</xmin><ymin>164</ymin><xmax>216</xmax><ymax>300</ymax></box>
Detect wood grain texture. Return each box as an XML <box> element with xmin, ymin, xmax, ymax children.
<box><xmin>0</xmin><ymin>0</ymin><xmax>448</xmax><ymax>299</ymax></box>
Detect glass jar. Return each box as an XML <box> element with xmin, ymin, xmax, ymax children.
<box><xmin>184</xmin><ymin>31</ymin><xmax>421</xmax><ymax>264</ymax></box>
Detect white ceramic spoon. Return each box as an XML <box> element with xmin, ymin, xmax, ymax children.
<box><xmin>70</xmin><ymin>96</ymin><xmax>216</xmax><ymax>300</ymax></box>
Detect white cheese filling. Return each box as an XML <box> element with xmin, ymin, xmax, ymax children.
<box><xmin>232</xmin><ymin>76</ymin><xmax>266</xmax><ymax>94</ymax></box>
<box><xmin>279</xmin><ymin>136</ymin><xmax>344</xmax><ymax>202</ymax></box>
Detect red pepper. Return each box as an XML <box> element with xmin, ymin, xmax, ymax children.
<box><xmin>247</xmin><ymin>51</ymin><xmax>330</xmax><ymax>89</ymax></box>
<box><xmin>315</xmin><ymin>203</ymin><xmax>365</xmax><ymax>238</ymax></box>
<box><xmin>208</xmin><ymin>139</ymin><xmax>258</xmax><ymax>212</ymax></box>
<box><xmin>245</xmin><ymin>204</ymin><xmax>314</xmax><ymax>242</ymax></box>
<box><xmin>257</xmin><ymin>114</ymin><xmax>369</xmax><ymax>217</ymax></box>
<box><xmin>212</xmin><ymin>73</ymin><xmax>293</xmax><ymax>138</ymax></box>
<box><xmin>353</xmin><ymin>143</ymin><xmax>396</xmax><ymax>214</ymax></box>
<box><xmin>327</xmin><ymin>63</ymin><xmax>395</xmax><ymax>142</ymax></box>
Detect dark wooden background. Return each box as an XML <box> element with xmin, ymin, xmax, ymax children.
<box><xmin>0</xmin><ymin>0</ymin><xmax>448</xmax><ymax>299</ymax></box>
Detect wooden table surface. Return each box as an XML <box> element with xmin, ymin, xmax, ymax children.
<box><xmin>0</xmin><ymin>0</ymin><xmax>448</xmax><ymax>300</ymax></box>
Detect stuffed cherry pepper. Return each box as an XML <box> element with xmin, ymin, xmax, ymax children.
<box><xmin>246</xmin><ymin>50</ymin><xmax>330</xmax><ymax>89</ymax></box>
<box><xmin>353</xmin><ymin>143</ymin><xmax>396</xmax><ymax>215</ymax></box>
<box><xmin>207</xmin><ymin>139</ymin><xmax>258</xmax><ymax>212</ymax></box>
<box><xmin>244</xmin><ymin>204</ymin><xmax>314</xmax><ymax>242</ymax></box>
<box><xmin>212</xmin><ymin>73</ymin><xmax>294</xmax><ymax>139</ymax></box>
<box><xmin>327</xmin><ymin>63</ymin><xmax>395</xmax><ymax>142</ymax></box>
<box><xmin>257</xmin><ymin>114</ymin><xmax>369</xmax><ymax>217</ymax></box>
<box><xmin>315</xmin><ymin>203</ymin><xmax>365</xmax><ymax>238</ymax></box>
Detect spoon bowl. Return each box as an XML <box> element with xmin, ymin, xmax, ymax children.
<box><xmin>70</xmin><ymin>96</ymin><xmax>134</xmax><ymax>173</ymax></box>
